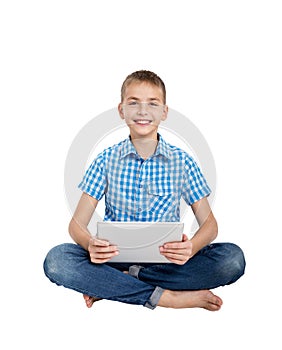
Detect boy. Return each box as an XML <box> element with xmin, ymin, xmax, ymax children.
<box><xmin>44</xmin><ymin>70</ymin><xmax>245</xmax><ymax>311</ymax></box>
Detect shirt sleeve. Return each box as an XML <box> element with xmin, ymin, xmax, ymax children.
<box><xmin>181</xmin><ymin>154</ymin><xmax>211</xmax><ymax>205</ymax></box>
<box><xmin>78</xmin><ymin>154</ymin><xmax>107</xmax><ymax>200</ymax></box>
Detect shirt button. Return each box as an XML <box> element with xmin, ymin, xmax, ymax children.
<box><xmin>138</xmin><ymin>208</ymin><xmax>142</xmax><ymax>212</ymax></box>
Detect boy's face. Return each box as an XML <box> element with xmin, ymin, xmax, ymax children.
<box><xmin>118</xmin><ymin>82</ymin><xmax>168</xmax><ymax>140</ymax></box>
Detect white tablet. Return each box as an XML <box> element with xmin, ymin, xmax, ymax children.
<box><xmin>96</xmin><ymin>221</ymin><xmax>184</xmax><ymax>263</ymax></box>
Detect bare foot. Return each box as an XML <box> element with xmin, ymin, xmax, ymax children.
<box><xmin>158</xmin><ymin>290</ymin><xmax>223</xmax><ymax>311</ymax></box>
<box><xmin>83</xmin><ymin>294</ymin><xmax>102</xmax><ymax>308</ymax></box>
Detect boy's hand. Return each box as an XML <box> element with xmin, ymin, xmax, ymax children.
<box><xmin>159</xmin><ymin>234</ymin><xmax>192</xmax><ymax>265</ymax></box>
<box><xmin>88</xmin><ymin>237</ymin><xmax>119</xmax><ymax>264</ymax></box>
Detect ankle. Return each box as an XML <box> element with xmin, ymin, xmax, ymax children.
<box><xmin>158</xmin><ymin>290</ymin><xmax>176</xmax><ymax>308</ymax></box>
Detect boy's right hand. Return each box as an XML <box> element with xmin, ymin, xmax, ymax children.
<box><xmin>88</xmin><ymin>237</ymin><xmax>119</xmax><ymax>264</ymax></box>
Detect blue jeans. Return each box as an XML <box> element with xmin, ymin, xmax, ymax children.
<box><xmin>43</xmin><ymin>242</ymin><xmax>245</xmax><ymax>309</ymax></box>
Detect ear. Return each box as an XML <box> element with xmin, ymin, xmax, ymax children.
<box><xmin>118</xmin><ymin>103</ymin><xmax>125</xmax><ymax>120</ymax></box>
<box><xmin>161</xmin><ymin>105</ymin><xmax>168</xmax><ymax>121</ymax></box>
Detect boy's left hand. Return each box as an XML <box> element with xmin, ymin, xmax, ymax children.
<box><xmin>159</xmin><ymin>234</ymin><xmax>192</xmax><ymax>265</ymax></box>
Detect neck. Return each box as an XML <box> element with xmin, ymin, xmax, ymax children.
<box><xmin>131</xmin><ymin>137</ymin><xmax>158</xmax><ymax>160</ymax></box>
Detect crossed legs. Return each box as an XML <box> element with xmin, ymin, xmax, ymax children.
<box><xmin>44</xmin><ymin>242</ymin><xmax>245</xmax><ymax>311</ymax></box>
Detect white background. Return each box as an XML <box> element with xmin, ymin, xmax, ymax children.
<box><xmin>1</xmin><ymin>1</ymin><xmax>281</xmax><ymax>349</ymax></box>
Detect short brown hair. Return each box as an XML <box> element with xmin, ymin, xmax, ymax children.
<box><xmin>121</xmin><ymin>70</ymin><xmax>166</xmax><ymax>104</ymax></box>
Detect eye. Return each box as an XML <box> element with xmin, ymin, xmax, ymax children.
<box><xmin>149</xmin><ymin>102</ymin><xmax>160</xmax><ymax>107</ymax></box>
<box><xmin>128</xmin><ymin>101</ymin><xmax>138</xmax><ymax>106</ymax></box>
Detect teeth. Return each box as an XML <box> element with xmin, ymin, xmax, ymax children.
<box><xmin>135</xmin><ymin>120</ymin><xmax>151</xmax><ymax>124</ymax></box>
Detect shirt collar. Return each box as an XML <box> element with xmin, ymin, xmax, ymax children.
<box><xmin>119</xmin><ymin>137</ymin><xmax>138</xmax><ymax>159</ymax></box>
<box><xmin>154</xmin><ymin>134</ymin><xmax>171</xmax><ymax>159</ymax></box>
<box><xmin>119</xmin><ymin>134</ymin><xmax>171</xmax><ymax>160</ymax></box>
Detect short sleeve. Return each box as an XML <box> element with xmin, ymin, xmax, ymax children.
<box><xmin>181</xmin><ymin>155</ymin><xmax>211</xmax><ymax>205</ymax></box>
<box><xmin>78</xmin><ymin>155</ymin><xmax>107</xmax><ymax>200</ymax></box>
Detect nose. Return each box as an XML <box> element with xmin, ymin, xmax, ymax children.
<box><xmin>137</xmin><ymin>103</ymin><xmax>148</xmax><ymax>115</ymax></box>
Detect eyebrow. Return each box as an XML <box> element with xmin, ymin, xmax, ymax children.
<box><xmin>126</xmin><ymin>96</ymin><xmax>162</xmax><ymax>102</ymax></box>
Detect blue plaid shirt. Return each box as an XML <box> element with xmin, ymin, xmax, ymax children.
<box><xmin>78</xmin><ymin>134</ymin><xmax>211</xmax><ymax>222</ymax></box>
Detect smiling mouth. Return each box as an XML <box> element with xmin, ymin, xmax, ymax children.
<box><xmin>134</xmin><ymin>119</ymin><xmax>152</xmax><ymax>125</ymax></box>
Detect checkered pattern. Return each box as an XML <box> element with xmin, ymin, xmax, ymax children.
<box><xmin>78</xmin><ymin>134</ymin><xmax>211</xmax><ymax>222</ymax></box>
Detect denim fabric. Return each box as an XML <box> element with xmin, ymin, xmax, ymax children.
<box><xmin>43</xmin><ymin>242</ymin><xmax>245</xmax><ymax>309</ymax></box>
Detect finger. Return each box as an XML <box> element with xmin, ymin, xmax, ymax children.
<box><xmin>161</xmin><ymin>248</ymin><xmax>192</xmax><ymax>257</ymax></box>
<box><xmin>91</xmin><ymin>257</ymin><xmax>113</xmax><ymax>264</ymax></box>
<box><xmin>166</xmin><ymin>258</ymin><xmax>187</xmax><ymax>265</ymax></box>
<box><xmin>160</xmin><ymin>251</ymin><xmax>187</xmax><ymax>261</ymax></box>
<box><xmin>92</xmin><ymin>252</ymin><xmax>119</xmax><ymax>260</ymax></box>
<box><xmin>160</xmin><ymin>253</ymin><xmax>187</xmax><ymax>265</ymax></box>
<box><xmin>163</xmin><ymin>240</ymin><xmax>191</xmax><ymax>250</ymax></box>
<box><xmin>93</xmin><ymin>245</ymin><xmax>118</xmax><ymax>253</ymax></box>
<box><xmin>91</xmin><ymin>250</ymin><xmax>119</xmax><ymax>259</ymax></box>
<box><xmin>90</xmin><ymin>237</ymin><xmax>110</xmax><ymax>246</ymax></box>
<box><xmin>90</xmin><ymin>250</ymin><xmax>119</xmax><ymax>263</ymax></box>
<box><xmin>161</xmin><ymin>244</ymin><xmax>192</xmax><ymax>253</ymax></box>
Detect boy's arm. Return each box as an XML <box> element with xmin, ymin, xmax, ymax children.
<box><xmin>68</xmin><ymin>193</ymin><xmax>98</xmax><ymax>250</ymax></box>
<box><xmin>160</xmin><ymin>197</ymin><xmax>217</xmax><ymax>264</ymax></box>
<box><xmin>68</xmin><ymin>192</ymin><xmax>119</xmax><ymax>263</ymax></box>
<box><xmin>190</xmin><ymin>196</ymin><xmax>218</xmax><ymax>256</ymax></box>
